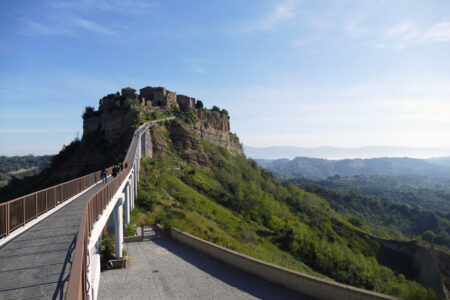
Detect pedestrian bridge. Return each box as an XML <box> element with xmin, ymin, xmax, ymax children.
<box><xmin>0</xmin><ymin>119</ymin><xmax>165</xmax><ymax>299</ymax></box>
<box><xmin>0</xmin><ymin>118</ymin><xmax>397</xmax><ymax>300</ymax></box>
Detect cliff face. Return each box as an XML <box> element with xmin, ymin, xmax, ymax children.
<box><xmin>195</xmin><ymin>110</ymin><xmax>242</xmax><ymax>156</ymax></box>
<box><xmin>150</xmin><ymin>110</ymin><xmax>243</xmax><ymax>169</ymax></box>
<box><xmin>49</xmin><ymin>107</ymin><xmax>138</xmax><ymax>182</ymax></box>
<box><xmin>375</xmin><ymin>238</ymin><xmax>449</xmax><ymax>299</ymax></box>
<box><xmin>82</xmin><ymin>108</ymin><xmax>138</xmax><ymax>144</ymax></box>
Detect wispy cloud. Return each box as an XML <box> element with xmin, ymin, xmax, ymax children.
<box><xmin>380</xmin><ymin>21</ymin><xmax>450</xmax><ymax>49</ymax></box>
<box><xmin>0</xmin><ymin>128</ymin><xmax>75</xmax><ymax>134</ymax></box>
<box><xmin>21</xmin><ymin>20</ymin><xmax>70</xmax><ymax>36</ymax></box>
<box><xmin>191</xmin><ymin>65</ymin><xmax>207</xmax><ymax>74</ymax></box>
<box><xmin>72</xmin><ymin>17</ymin><xmax>117</xmax><ymax>36</ymax></box>
<box><xmin>239</xmin><ymin>0</ymin><xmax>299</xmax><ymax>32</ymax></box>
<box><xmin>51</xmin><ymin>0</ymin><xmax>155</xmax><ymax>15</ymax></box>
<box><xmin>344</xmin><ymin>14</ymin><xmax>368</xmax><ymax>39</ymax></box>
<box><xmin>423</xmin><ymin>21</ymin><xmax>450</xmax><ymax>42</ymax></box>
<box><xmin>0</xmin><ymin>129</ymin><xmax>44</xmax><ymax>133</ymax></box>
<box><xmin>21</xmin><ymin>17</ymin><xmax>117</xmax><ymax>37</ymax></box>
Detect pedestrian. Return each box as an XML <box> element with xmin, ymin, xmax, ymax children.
<box><xmin>101</xmin><ymin>167</ymin><xmax>108</xmax><ymax>183</ymax></box>
<box><xmin>112</xmin><ymin>166</ymin><xmax>117</xmax><ymax>177</ymax></box>
<box><xmin>125</xmin><ymin>162</ymin><xmax>128</xmax><ymax>169</ymax></box>
<box><xmin>120</xmin><ymin>163</ymin><xmax>123</xmax><ymax>172</ymax></box>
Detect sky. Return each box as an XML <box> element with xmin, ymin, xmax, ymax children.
<box><xmin>1</xmin><ymin>0</ymin><xmax>450</xmax><ymax>156</ymax></box>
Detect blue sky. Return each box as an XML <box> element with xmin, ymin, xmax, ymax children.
<box><xmin>1</xmin><ymin>0</ymin><xmax>450</xmax><ymax>155</ymax></box>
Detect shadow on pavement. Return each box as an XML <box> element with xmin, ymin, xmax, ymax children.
<box><xmin>153</xmin><ymin>235</ymin><xmax>313</xmax><ymax>300</ymax></box>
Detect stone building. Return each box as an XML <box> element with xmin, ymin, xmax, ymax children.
<box><xmin>152</xmin><ymin>87</ymin><xmax>177</xmax><ymax>109</ymax></box>
<box><xmin>139</xmin><ymin>86</ymin><xmax>154</xmax><ymax>107</ymax></box>
<box><xmin>119</xmin><ymin>85</ymin><xmax>199</xmax><ymax>111</ymax></box>
<box><xmin>177</xmin><ymin>95</ymin><xmax>195</xmax><ymax>112</ymax></box>
<box><xmin>121</xmin><ymin>87</ymin><xmax>137</xmax><ymax>100</ymax></box>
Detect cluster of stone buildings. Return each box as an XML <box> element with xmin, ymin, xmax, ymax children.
<box><xmin>121</xmin><ymin>86</ymin><xmax>197</xmax><ymax>112</ymax></box>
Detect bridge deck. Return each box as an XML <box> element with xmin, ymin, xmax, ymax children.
<box><xmin>98</xmin><ymin>236</ymin><xmax>312</xmax><ymax>300</ymax></box>
<box><xmin>0</xmin><ymin>180</ymin><xmax>107</xmax><ymax>300</ymax></box>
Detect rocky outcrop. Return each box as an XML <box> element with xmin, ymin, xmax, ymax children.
<box><xmin>375</xmin><ymin>238</ymin><xmax>448</xmax><ymax>299</ymax></box>
<box><xmin>150</xmin><ymin>110</ymin><xmax>243</xmax><ymax>169</ymax></box>
<box><xmin>194</xmin><ymin>110</ymin><xmax>243</xmax><ymax>156</ymax></box>
<box><xmin>83</xmin><ymin>108</ymin><xmax>138</xmax><ymax>144</ymax></box>
<box><xmin>49</xmin><ymin>105</ymin><xmax>138</xmax><ymax>182</ymax></box>
<box><xmin>196</xmin><ymin>110</ymin><xmax>230</xmax><ymax>131</ymax></box>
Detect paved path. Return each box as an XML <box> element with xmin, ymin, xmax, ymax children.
<box><xmin>98</xmin><ymin>236</ymin><xmax>312</xmax><ymax>300</ymax></box>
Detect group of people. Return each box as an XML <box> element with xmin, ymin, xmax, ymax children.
<box><xmin>100</xmin><ymin>162</ymin><xmax>128</xmax><ymax>184</ymax></box>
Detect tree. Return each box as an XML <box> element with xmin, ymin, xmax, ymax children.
<box><xmin>212</xmin><ymin>105</ymin><xmax>221</xmax><ymax>112</ymax></box>
<box><xmin>221</xmin><ymin>109</ymin><xmax>229</xmax><ymax>116</ymax></box>
<box><xmin>82</xmin><ymin>106</ymin><xmax>95</xmax><ymax>119</ymax></box>
<box><xmin>195</xmin><ymin>100</ymin><xmax>204</xmax><ymax>109</ymax></box>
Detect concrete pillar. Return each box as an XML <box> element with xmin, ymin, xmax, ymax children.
<box><xmin>129</xmin><ymin>180</ymin><xmax>134</xmax><ymax>210</ymax></box>
<box><xmin>129</xmin><ymin>175</ymin><xmax>135</xmax><ymax>210</ymax></box>
<box><xmin>134</xmin><ymin>167</ymin><xmax>138</xmax><ymax>198</ymax></box>
<box><xmin>113</xmin><ymin>197</ymin><xmax>123</xmax><ymax>258</ymax></box>
<box><xmin>123</xmin><ymin>184</ymin><xmax>130</xmax><ymax>226</ymax></box>
<box><xmin>141</xmin><ymin>130</ymin><xmax>146</xmax><ymax>157</ymax></box>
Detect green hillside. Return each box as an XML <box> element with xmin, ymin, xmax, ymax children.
<box><xmin>134</xmin><ymin>120</ymin><xmax>442</xmax><ymax>300</ymax></box>
<box><xmin>0</xmin><ymin>155</ymin><xmax>53</xmax><ymax>187</ymax></box>
<box><xmin>291</xmin><ymin>175</ymin><xmax>450</xmax><ymax>212</ymax></box>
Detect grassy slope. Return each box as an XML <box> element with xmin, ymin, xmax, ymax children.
<box><xmin>135</xmin><ymin>121</ymin><xmax>441</xmax><ymax>300</ymax></box>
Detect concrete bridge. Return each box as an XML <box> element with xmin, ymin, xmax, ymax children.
<box><xmin>0</xmin><ymin>118</ymin><xmax>397</xmax><ymax>300</ymax></box>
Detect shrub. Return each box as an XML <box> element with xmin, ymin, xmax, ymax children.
<box><xmin>82</xmin><ymin>106</ymin><xmax>95</xmax><ymax>119</ymax></box>
<box><xmin>195</xmin><ymin>100</ymin><xmax>203</xmax><ymax>109</ymax></box>
<box><xmin>100</xmin><ymin>234</ymin><xmax>115</xmax><ymax>260</ymax></box>
<box><xmin>137</xmin><ymin>190</ymin><xmax>157</xmax><ymax>211</ymax></box>
<box><xmin>126</xmin><ymin>223</ymin><xmax>136</xmax><ymax>236</ymax></box>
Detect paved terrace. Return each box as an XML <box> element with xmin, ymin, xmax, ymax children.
<box><xmin>98</xmin><ymin>235</ymin><xmax>312</xmax><ymax>300</ymax></box>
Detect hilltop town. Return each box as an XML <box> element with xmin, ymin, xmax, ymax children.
<box><xmin>100</xmin><ymin>85</ymin><xmax>200</xmax><ymax>113</ymax></box>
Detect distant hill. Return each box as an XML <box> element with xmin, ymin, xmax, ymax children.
<box><xmin>245</xmin><ymin>145</ymin><xmax>450</xmax><ymax>160</ymax></box>
<box><xmin>256</xmin><ymin>157</ymin><xmax>450</xmax><ymax>179</ymax></box>
<box><xmin>427</xmin><ymin>156</ymin><xmax>450</xmax><ymax>168</ymax></box>
<box><xmin>290</xmin><ymin>175</ymin><xmax>450</xmax><ymax>212</ymax></box>
<box><xmin>0</xmin><ymin>155</ymin><xmax>53</xmax><ymax>187</ymax></box>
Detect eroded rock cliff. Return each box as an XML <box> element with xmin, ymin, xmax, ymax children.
<box><xmin>150</xmin><ymin>110</ymin><xmax>243</xmax><ymax>169</ymax></box>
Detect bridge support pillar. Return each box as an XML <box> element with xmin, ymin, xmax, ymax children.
<box><xmin>123</xmin><ymin>183</ymin><xmax>130</xmax><ymax>226</ymax></box>
<box><xmin>134</xmin><ymin>168</ymin><xmax>138</xmax><ymax>200</ymax></box>
<box><xmin>113</xmin><ymin>197</ymin><xmax>124</xmax><ymax>258</ymax></box>
<box><xmin>130</xmin><ymin>174</ymin><xmax>135</xmax><ymax>210</ymax></box>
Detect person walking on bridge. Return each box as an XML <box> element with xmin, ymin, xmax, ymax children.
<box><xmin>101</xmin><ymin>167</ymin><xmax>108</xmax><ymax>184</ymax></box>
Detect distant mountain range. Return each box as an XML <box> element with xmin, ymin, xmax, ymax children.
<box><xmin>244</xmin><ymin>145</ymin><xmax>450</xmax><ymax>160</ymax></box>
<box><xmin>256</xmin><ymin>156</ymin><xmax>450</xmax><ymax>179</ymax></box>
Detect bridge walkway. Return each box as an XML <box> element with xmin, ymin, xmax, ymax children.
<box><xmin>0</xmin><ymin>179</ymin><xmax>108</xmax><ymax>300</ymax></box>
<box><xmin>98</xmin><ymin>235</ymin><xmax>312</xmax><ymax>300</ymax></box>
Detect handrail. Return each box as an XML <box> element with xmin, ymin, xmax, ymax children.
<box><xmin>0</xmin><ymin>165</ymin><xmax>113</xmax><ymax>239</ymax></box>
<box><xmin>66</xmin><ymin>119</ymin><xmax>171</xmax><ymax>300</ymax></box>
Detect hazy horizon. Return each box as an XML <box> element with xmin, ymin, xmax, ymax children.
<box><xmin>244</xmin><ymin>145</ymin><xmax>450</xmax><ymax>160</ymax></box>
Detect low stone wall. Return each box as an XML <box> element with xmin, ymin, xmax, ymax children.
<box><xmin>170</xmin><ymin>228</ymin><xmax>398</xmax><ymax>300</ymax></box>
<box><xmin>124</xmin><ymin>235</ymin><xmax>142</xmax><ymax>243</ymax></box>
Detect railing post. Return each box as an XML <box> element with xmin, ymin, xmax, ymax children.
<box><xmin>6</xmin><ymin>203</ymin><xmax>9</xmax><ymax>236</ymax></box>
<box><xmin>35</xmin><ymin>194</ymin><xmax>38</xmax><ymax>219</ymax></box>
<box><xmin>23</xmin><ymin>198</ymin><xmax>26</xmax><ymax>225</ymax></box>
<box><xmin>45</xmin><ymin>189</ymin><xmax>48</xmax><ymax>212</ymax></box>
